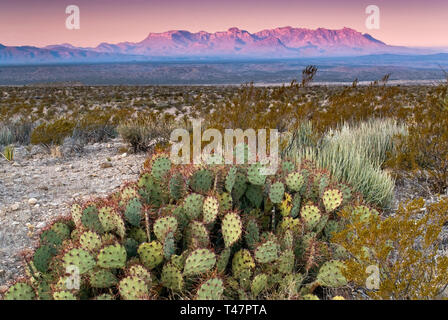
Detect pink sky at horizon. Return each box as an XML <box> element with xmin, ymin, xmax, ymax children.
<box><xmin>0</xmin><ymin>0</ymin><xmax>447</xmax><ymax>48</ymax></box>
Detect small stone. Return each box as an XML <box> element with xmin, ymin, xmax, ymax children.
<box><xmin>28</xmin><ymin>198</ymin><xmax>38</xmax><ymax>205</ymax></box>
<box><xmin>11</xmin><ymin>203</ymin><xmax>20</xmax><ymax>211</ymax></box>
<box><xmin>100</xmin><ymin>162</ymin><xmax>113</xmax><ymax>169</ymax></box>
<box><xmin>120</xmin><ymin>153</ymin><xmax>127</xmax><ymax>158</ymax></box>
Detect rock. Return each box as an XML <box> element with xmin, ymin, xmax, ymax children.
<box><xmin>100</xmin><ymin>162</ymin><xmax>113</xmax><ymax>169</ymax></box>
<box><xmin>28</xmin><ymin>198</ymin><xmax>38</xmax><ymax>205</ymax></box>
<box><xmin>120</xmin><ymin>153</ymin><xmax>127</xmax><ymax>158</ymax></box>
<box><xmin>10</xmin><ymin>203</ymin><xmax>20</xmax><ymax>211</ymax></box>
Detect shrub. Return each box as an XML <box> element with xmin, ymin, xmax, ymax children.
<box><xmin>385</xmin><ymin>86</ymin><xmax>448</xmax><ymax>195</ymax></box>
<box><xmin>331</xmin><ymin>197</ymin><xmax>448</xmax><ymax>300</ymax></box>
<box><xmin>284</xmin><ymin>119</ymin><xmax>404</xmax><ymax>208</ymax></box>
<box><xmin>1</xmin><ymin>153</ymin><xmax>366</xmax><ymax>300</ymax></box>
<box><xmin>0</xmin><ymin>122</ymin><xmax>33</xmax><ymax>146</ymax></box>
<box><xmin>30</xmin><ymin>118</ymin><xmax>76</xmax><ymax>148</ymax></box>
<box><xmin>118</xmin><ymin>114</ymin><xmax>175</xmax><ymax>153</ymax></box>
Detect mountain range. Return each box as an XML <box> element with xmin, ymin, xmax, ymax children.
<box><xmin>0</xmin><ymin>26</ymin><xmax>441</xmax><ymax>65</ymax></box>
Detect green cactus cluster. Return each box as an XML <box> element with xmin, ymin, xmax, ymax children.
<box><xmin>2</xmin><ymin>151</ymin><xmax>368</xmax><ymax>300</ymax></box>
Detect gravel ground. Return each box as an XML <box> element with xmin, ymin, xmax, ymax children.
<box><xmin>0</xmin><ymin>139</ymin><xmax>146</xmax><ymax>287</ymax></box>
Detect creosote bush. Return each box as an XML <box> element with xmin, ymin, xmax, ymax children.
<box><xmin>118</xmin><ymin>114</ymin><xmax>175</xmax><ymax>153</ymax></box>
<box><xmin>1</xmin><ymin>152</ymin><xmax>365</xmax><ymax>300</ymax></box>
<box><xmin>30</xmin><ymin>118</ymin><xmax>76</xmax><ymax>148</ymax></box>
<box><xmin>386</xmin><ymin>86</ymin><xmax>448</xmax><ymax>195</ymax></box>
<box><xmin>332</xmin><ymin>197</ymin><xmax>448</xmax><ymax>299</ymax></box>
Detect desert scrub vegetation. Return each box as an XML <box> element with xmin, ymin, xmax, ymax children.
<box><xmin>331</xmin><ymin>197</ymin><xmax>448</xmax><ymax>299</ymax></box>
<box><xmin>117</xmin><ymin>113</ymin><xmax>176</xmax><ymax>153</ymax></box>
<box><xmin>283</xmin><ymin>119</ymin><xmax>406</xmax><ymax>209</ymax></box>
<box><xmin>30</xmin><ymin>118</ymin><xmax>76</xmax><ymax>149</ymax></box>
<box><xmin>385</xmin><ymin>85</ymin><xmax>448</xmax><ymax>196</ymax></box>
<box><xmin>1</xmin><ymin>153</ymin><xmax>364</xmax><ymax>300</ymax></box>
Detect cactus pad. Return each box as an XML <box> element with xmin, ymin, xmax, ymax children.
<box><xmin>183</xmin><ymin>193</ymin><xmax>204</xmax><ymax>220</ymax></box>
<box><xmin>62</xmin><ymin>248</ymin><xmax>96</xmax><ymax>275</ymax></box>
<box><xmin>203</xmin><ymin>196</ymin><xmax>219</xmax><ymax>224</ymax></box>
<box><xmin>128</xmin><ymin>265</ymin><xmax>152</xmax><ymax>286</ymax></box>
<box><xmin>3</xmin><ymin>282</ymin><xmax>35</xmax><ymax>300</ymax></box>
<box><xmin>225</xmin><ymin>166</ymin><xmax>237</xmax><ymax>192</ymax></box>
<box><xmin>161</xmin><ymin>263</ymin><xmax>184</xmax><ymax>291</ymax></box>
<box><xmin>90</xmin><ymin>269</ymin><xmax>118</xmax><ymax>288</ymax></box>
<box><xmin>97</xmin><ymin>244</ymin><xmax>127</xmax><ymax>269</ymax></box>
<box><xmin>285</xmin><ymin>172</ymin><xmax>304</xmax><ymax>192</ymax></box>
<box><xmin>53</xmin><ymin>291</ymin><xmax>77</xmax><ymax>300</ymax></box>
<box><xmin>138</xmin><ymin>241</ymin><xmax>164</xmax><ymax>270</ymax></box>
<box><xmin>251</xmin><ymin>274</ymin><xmax>268</xmax><ymax>297</ymax></box>
<box><xmin>124</xmin><ymin>198</ymin><xmax>143</xmax><ymax>227</ymax></box>
<box><xmin>119</xmin><ymin>276</ymin><xmax>148</xmax><ymax>300</ymax></box>
<box><xmin>80</xmin><ymin>231</ymin><xmax>102</xmax><ymax>252</ymax></box>
<box><xmin>322</xmin><ymin>189</ymin><xmax>343</xmax><ymax>212</ymax></box>
<box><xmin>189</xmin><ymin>169</ymin><xmax>214</xmax><ymax>193</ymax></box>
<box><xmin>301</xmin><ymin>204</ymin><xmax>321</xmax><ymax>230</ymax></box>
<box><xmin>269</xmin><ymin>182</ymin><xmax>285</xmax><ymax>204</ymax></box>
<box><xmin>33</xmin><ymin>245</ymin><xmax>57</xmax><ymax>273</ymax></box>
<box><xmin>216</xmin><ymin>247</ymin><xmax>231</xmax><ymax>273</ymax></box>
<box><xmin>196</xmin><ymin>278</ymin><xmax>225</xmax><ymax>300</ymax></box>
<box><xmin>222</xmin><ymin>212</ymin><xmax>242</xmax><ymax>247</ymax></box>
<box><xmin>247</xmin><ymin>163</ymin><xmax>267</xmax><ymax>186</ymax></box>
<box><xmin>185</xmin><ymin>221</ymin><xmax>210</xmax><ymax>248</ymax></box>
<box><xmin>232</xmin><ymin>249</ymin><xmax>255</xmax><ymax>278</ymax></box>
<box><xmin>254</xmin><ymin>240</ymin><xmax>279</xmax><ymax>264</ymax></box>
<box><xmin>169</xmin><ymin>173</ymin><xmax>185</xmax><ymax>200</ymax></box>
<box><xmin>154</xmin><ymin>215</ymin><xmax>178</xmax><ymax>242</ymax></box>
<box><xmin>183</xmin><ymin>249</ymin><xmax>216</xmax><ymax>276</ymax></box>
<box><xmin>150</xmin><ymin>156</ymin><xmax>172</xmax><ymax>181</ymax></box>
<box><xmin>316</xmin><ymin>260</ymin><xmax>347</xmax><ymax>288</ymax></box>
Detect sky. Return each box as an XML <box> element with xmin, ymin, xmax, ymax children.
<box><xmin>0</xmin><ymin>0</ymin><xmax>447</xmax><ymax>48</ymax></box>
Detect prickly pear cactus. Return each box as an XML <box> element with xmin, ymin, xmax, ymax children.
<box><xmin>196</xmin><ymin>278</ymin><xmax>225</xmax><ymax>300</ymax></box>
<box><xmin>203</xmin><ymin>196</ymin><xmax>219</xmax><ymax>224</ymax></box>
<box><xmin>153</xmin><ymin>216</ymin><xmax>178</xmax><ymax>241</ymax></box>
<box><xmin>301</xmin><ymin>204</ymin><xmax>321</xmax><ymax>230</ymax></box>
<box><xmin>254</xmin><ymin>240</ymin><xmax>280</xmax><ymax>264</ymax></box>
<box><xmin>183</xmin><ymin>193</ymin><xmax>204</xmax><ymax>220</ymax></box>
<box><xmin>97</xmin><ymin>244</ymin><xmax>127</xmax><ymax>269</ymax></box>
<box><xmin>285</xmin><ymin>172</ymin><xmax>304</xmax><ymax>192</ymax></box>
<box><xmin>62</xmin><ymin>248</ymin><xmax>96</xmax><ymax>275</ymax></box>
<box><xmin>322</xmin><ymin>189</ymin><xmax>343</xmax><ymax>212</ymax></box>
<box><xmin>222</xmin><ymin>212</ymin><xmax>242</xmax><ymax>247</ymax></box>
<box><xmin>80</xmin><ymin>231</ymin><xmax>102</xmax><ymax>252</ymax></box>
<box><xmin>3</xmin><ymin>151</ymin><xmax>363</xmax><ymax>300</ymax></box>
<box><xmin>161</xmin><ymin>263</ymin><xmax>184</xmax><ymax>291</ymax></box>
<box><xmin>119</xmin><ymin>276</ymin><xmax>148</xmax><ymax>300</ymax></box>
<box><xmin>3</xmin><ymin>282</ymin><xmax>36</xmax><ymax>300</ymax></box>
<box><xmin>138</xmin><ymin>241</ymin><xmax>164</xmax><ymax>270</ymax></box>
<box><xmin>269</xmin><ymin>182</ymin><xmax>285</xmax><ymax>204</ymax></box>
<box><xmin>183</xmin><ymin>249</ymin><xmax>216</xmax><ymax>276</ymax></box>
<box><xmin>315</xmin><ymin>260</ymin><xmax>347</xmax><ymax>288</ymax></box>
<box><xmin>251</xmin><ymin>273</ymin><xmax>268</xmax><ymax>297</ymax></box>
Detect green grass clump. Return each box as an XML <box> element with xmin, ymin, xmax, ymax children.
<box><xmin>284</xmin><ymin>119</ymin><xmax>406</xmax><ymax>208</ymax></box>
